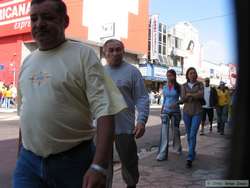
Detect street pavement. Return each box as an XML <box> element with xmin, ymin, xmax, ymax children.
<box><xmin>113</xmin><ymin>120</ymin><xmax>231</xmax><ymax>187</ymax></box>
<box><xmin>0</xmin><ymin>106</ymin><xmax>231</xmax><ymax>188</ymax></box>
<box><xmin>0</xmin><ymin>112</ymin><xmax>19</xmax><ymax>188</ymax></box>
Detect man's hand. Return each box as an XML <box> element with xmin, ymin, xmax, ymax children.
<box><xmin>133</xmin><ymin>123</ymin><xmax>145</xmax><ymax>139</ymax></box>
<box><xmin>83</xmin><ymin>169</ymin><xmax>106</xmax><ymax>188</ymax></box>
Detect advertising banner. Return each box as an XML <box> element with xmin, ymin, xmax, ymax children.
<box><xmin>150</xmin><ymin>15</ymin><xmax>159</xmax><ymax>60</ymax></box>
<box><xmin>0</xmin><ymin>0</ymin><xmax>31</xmax><ymax>37</ymax></box>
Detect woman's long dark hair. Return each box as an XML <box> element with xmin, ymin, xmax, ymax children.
<box><xmin>186</xmin><ymin>67</ymin><xmax>198</xmax><ymax>82</ymax></box>
<box><xmin>167</xmin><ymin>69</ymin><xmax>181</xmax><ymax>95</ymax></box>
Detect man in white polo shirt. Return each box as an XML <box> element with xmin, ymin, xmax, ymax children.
<box><xmin>200</xmin><ymin>78</ymin><xmax>218</xmax><ymax>135</ymax></box>
<box><xmin>12</xmin><ymin>1</ymin><xmax>126</xmax><ymax>188</ymax></box>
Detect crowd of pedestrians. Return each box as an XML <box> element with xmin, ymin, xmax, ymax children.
<box><xmin>156</xmin><ymin>68</ymin><xmax>234</xmax><ymax>169</ymax></box>
<box><xmin>0</xmin><ymin>81</ymin><xmax>17</xmax><ymax>109</ymax></box>
<box><xmin>11</xmin><ymin>1</ymin><xmax>236</xmax><ymax>188</ymax></box>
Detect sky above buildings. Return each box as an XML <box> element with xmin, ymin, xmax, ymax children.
<box><xmin>150</xmin><ymin>0</ymin><xmax>237</xmax><ymax>64</ymax></box>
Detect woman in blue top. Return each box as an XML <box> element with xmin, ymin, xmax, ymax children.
<box><xmin>156</xmin><ymin>69</ymin><xmax>182</xmax><ymax>161</ymax></box>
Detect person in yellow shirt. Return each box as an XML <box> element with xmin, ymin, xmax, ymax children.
<box><xmin>0</xmin><ymin>85</ymin><xmax>7</xmax><ymax>107</ymax></box>
<box><xmin>3</xmin><ymin>85</ymin><xmax>13</xmax><ymax>109</ymax></box>
<box><xmin>216</xmin><ymin>81</ymin><xmax>230</xmax><ymax>135</ymax></box>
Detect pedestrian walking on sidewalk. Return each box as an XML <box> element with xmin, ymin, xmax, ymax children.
<box><xmin>12</xmin><ymin>1</ymin><xmax>127</xmax><ymax>188</ymax></box>
<box><xmin>216</xmin><ymin>81</ymin><xmax>230</xmax><ymax>135</ymax></box>
<box><xmin>156</xmin><ymin>69</ymin><xmax>182</xmax><ymax>161</ymax></box>
<box><xmin>104</xmin><ymin>39</ymin><xmax>150</xmax><ymax>188</ymax></box>
<box><xmin>181</xmin><ymin>67</ymin><xmax>204</xmax><ymax>168</ymax></box>
<box><xmin>2</xmin><ymin>85</ymin><xmax>13</xmax><ymax>109</ymax></box>
<box><xmin>200</xmin><ymin>78</ymin><xmax>218</xmax><ymax>135</ymax></box>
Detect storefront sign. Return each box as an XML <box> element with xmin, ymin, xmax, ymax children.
<box><xmin>139</xmin><ymin>64</ymin><xmax>153</xmax><ymax>78</ymax></box>
<box><xmin>150</xmin><ymin>15</ymin><xmax>159</xmax><ymax>60</ymax></box>
<box><xmin>0</xmin><ymin>0</ymin><xmax>31</xmax><ymax>37</ymax></box>
<box><xmin>100</xmin><ymin>22</ymin><xmax>115</xmax><ymax>39</ymax></box>
<box><xmin>153</xmin><ymin>65</ymin><xmax>167</xmax><ymax>81</ymax></box>
<box><xmin>168</xmin><ymin>66</ymin><xmax>182</xmax><ymax>75</ymax></box>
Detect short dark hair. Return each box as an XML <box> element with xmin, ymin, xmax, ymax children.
<box><xmin>103</xmin><ymin>39</ymin><xmax>124</xmax><ymax>50</ymax></box>
<box><xmin>31</xmin><ymin>0</ymin><xmax>67</xmax><ymax>17</ymax></box>
<box><xmin>186</xmin><ymin>67</ymin><xmax>198</xmax><ymax>82</ymax></box>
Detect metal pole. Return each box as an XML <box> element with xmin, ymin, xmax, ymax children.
<box><xmin>13</xmin><ymin>65</ymin><xmax>16</xmax><ymax>86</ymax></box>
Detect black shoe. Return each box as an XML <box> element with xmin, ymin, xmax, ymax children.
<box><xmin>186</xmin><ymin>160</ymin><xmax>192</xmax><ymax>168</ymax></box>
<box><xmin>210</xmin><ymin>126</ymin><xmax>213</xmax><ymax>132</ymax></box>
<box><xmin>127</xmin><ymin>186</ymin><xmax>136</xmax><ymax>188</ymax></box>
<box><xmin>220</xmin><ymin>131</ymin><xmax>224</xmax><ymax>135</ymax></box>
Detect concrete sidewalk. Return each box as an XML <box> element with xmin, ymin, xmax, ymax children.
<box><xmin>0</xmin><ymin>108</ymin><xmax>17</xmax><ymax>113</ymax></box>
<box><xmin>112</xmin><ymin>125</ymin><xmax>231</xmax><ymax>188</ymax></box>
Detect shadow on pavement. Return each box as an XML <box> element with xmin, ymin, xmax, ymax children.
<box><xmin>0</xmin><ymin>139</ymin><xmax>18</xmax><ymax>188</ymax></box>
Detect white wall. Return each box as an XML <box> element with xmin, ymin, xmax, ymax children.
<box><xmin>82</xmin><ymin>0</ymin><xmax>139</xmax><ymax>43</ymax></box>
<box><xmin>168</xmin><ymin>22</ymin><xmax>201</xmax><ymax>72</ymax></box>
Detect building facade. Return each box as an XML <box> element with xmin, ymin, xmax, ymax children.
<box><xmin>200</xmin><ymin>60</ymin><xmax>237</xmax><ymax>88</ymax></box>
<box><xmin>0</xmin><ymin>0</ymin><xmax>149</xmax><ymax>85</ymax></box>
<box><xmin>145</xmin><ymin>17</ymin><xmax>202</xmax><ymax>91</ymax></box>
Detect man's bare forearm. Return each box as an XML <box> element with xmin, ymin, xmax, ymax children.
<box><xmin>92</xmin><ymin>115</ymin><xmax>115</xmax><ymax>168</ymax></box>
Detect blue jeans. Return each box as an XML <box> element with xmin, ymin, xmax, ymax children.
<box><xmin>183</xmin><ymin>113</ymin><xmax>201</xmax><ymax>161</ymax></box>
<box><xmin>2</xmin><ymin>97</ymin><xmax>11</xmax><ymax>108</ymax></box>
<box><xmin>216</xmin><ymin>105</ymin><xmax>228</xmax><ymax>132</ymax></box>
<box><xmin>12</xmin><ymin>140</ymin><xmax>95</xmax><ymax>188</ymax></box>
<box><xmin>157</xmin><ymin>112</ymin><xmax>182</xmax><ymax>160</ymax></box>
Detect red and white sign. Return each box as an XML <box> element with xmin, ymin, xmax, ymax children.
<box><xmin>150</xmin><ymin>15</ymin><xmax>159</xmax><ymax>60</ymax></box>
<box><xmin>0</xmin><ymin>0</ymin><xmax>31</xmax><ymax>37</ymax></box>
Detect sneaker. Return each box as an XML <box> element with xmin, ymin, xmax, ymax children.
<box><xmin>156</xmin><ymin>155</ymin><xmax>167</xmax><ymax>161</ymax></box>
<box><xmin>200</xmin><ymin>131</ymin><xmax>205</xmax><ymax>135</ymax></box>
<box><xmin>186</xmin><ymin>160</ymin><xmax>192</xmax><ymax>168</ymax></box>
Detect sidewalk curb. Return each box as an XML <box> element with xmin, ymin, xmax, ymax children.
<box><xmin>0</xmin><ymin>108</ymin><xmax>17</xmax><ymax>113</ymax></box>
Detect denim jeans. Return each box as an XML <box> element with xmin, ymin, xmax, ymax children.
<box><xmin>12</xmin><ymin>140</ymin><xmax>95</xmax><ymax>188</ymax></box>
<box><xmin>183</xmin><ymin>113</ymin><xmax>201</xmax><ymax>161</ymax></box>
<box><xmin>157</xmin><ymin>112</ymin><xmax>182</xmax><ymax>160</ymax></box>
<box><xmin>216</xmin><ymin>105</ymin><xmax>228</xmax><ymax>132</ymax></box>
<box><xmin>106</xmin><ymin>134</ymin><xmax>139</xmax><ymax>188</ymax></box>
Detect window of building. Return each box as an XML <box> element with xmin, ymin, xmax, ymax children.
<box><xmin>159</xmin><ymin>23</ymin><xmax>162</xmax><ymax>32</ymax></box>
<box><xmin>175</xmin><ymin>37</ymin><xmax>182</xmax><ymax>49</ymax></box>
<box><xmin>173</xmin><ymin>58</ymin><xmax>178</xmax><ymax>66</ymax></box>
<box><xmin>178</xmin><ymin>39</ymin><xmax>182</xmax><ymax>49</ymax></box>
<box><xmin>158</xmin><ymin>44</ymin><xmax>162</xmax><ymax>54</ymax></box>
<box><xmin>159</xmin><ymin>34</ymin><xmax>162</xmax><ymax>43</ymax></box>
<box><xmin>163</xmin><ymin>25</ymin><xmax>166</xmax><ymax>33</ymax></box>
<box><xmin>163</xmin><ymin>45</ymin><xmax>166</xmax><ymax>55</ymax></box>
<box><xmin>163</xmin><ymin>34</ymin><xmax>166</xmax><ymax>44</ymax></box>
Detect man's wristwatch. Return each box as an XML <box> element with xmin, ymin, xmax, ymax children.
<box><xmin>90</xmin><ymin>164</ymin><xmax>108</xmax><ymax>177</ymax></box>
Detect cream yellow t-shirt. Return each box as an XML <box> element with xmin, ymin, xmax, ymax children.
<box><xmin>18</xmin><ymin>40</ymin><xmax>127</xmax><ymax>157</ymax></box>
